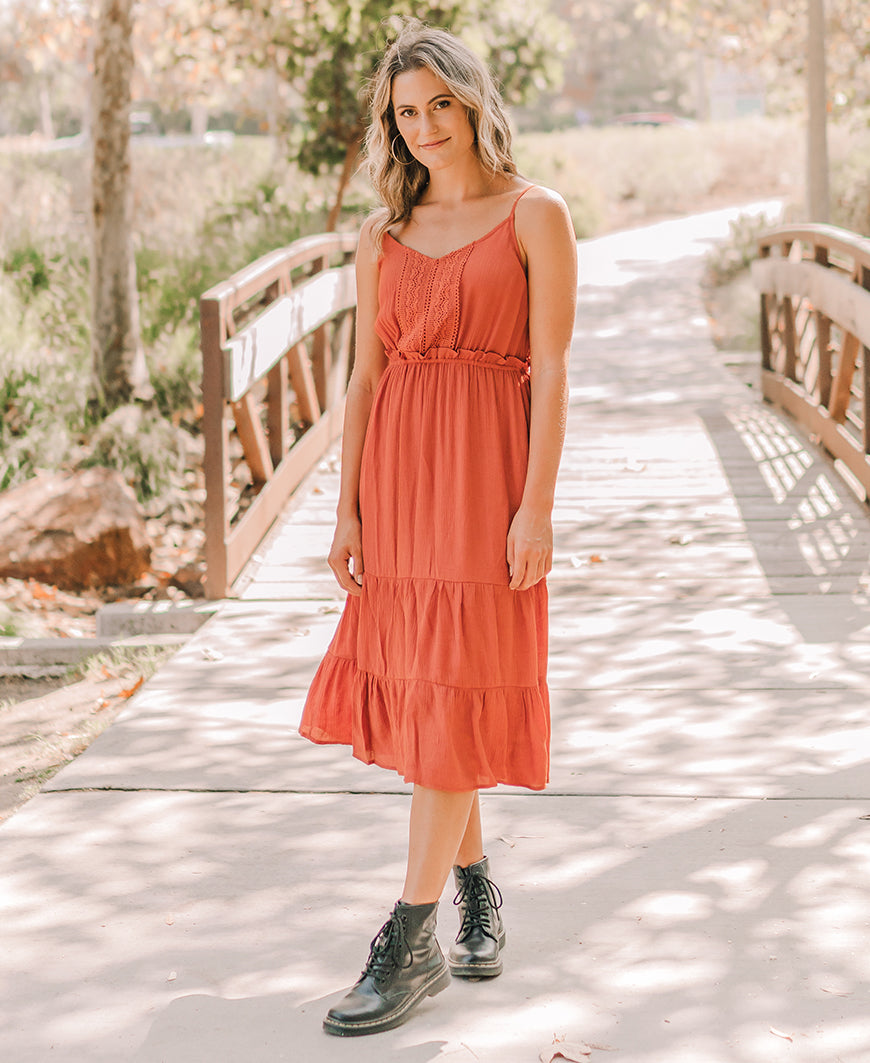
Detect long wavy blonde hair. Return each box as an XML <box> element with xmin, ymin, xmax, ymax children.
<box><xmin>365</xmin><ymin>20</ymin><xmax>517</xmax><ymax>251</ymax></box>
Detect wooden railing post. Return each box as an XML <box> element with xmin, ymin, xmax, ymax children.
<box><xmin>813</xmin><ymin>242</ymin><xmax>832</xmax><ymax>408</ymax></box>
<box><xmin>200</xmin><ymin>296</ymin><xmax>231</xmax><ymax>599</ymax></box>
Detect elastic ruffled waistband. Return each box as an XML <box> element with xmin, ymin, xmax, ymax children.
<box><xmin>387</xmin><ymin>346</ymin><xmax>530</xmax><ymax>374</ymax></box>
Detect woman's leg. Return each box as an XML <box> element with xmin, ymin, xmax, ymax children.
<box><xmin>401</xmin><ymin>785</ymin><xmax>477</xmax><ymax>904</ymax></box>
<box><xmin>454</xmin><ymin>791</ymin><xmax>484</xmax><ymax>868</ymax></box>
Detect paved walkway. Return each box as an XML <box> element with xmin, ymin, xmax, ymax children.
<box><xmin>4</xmin><ymin>204</ymin><xmax>870</xmax><ymax>1063</ymax></box>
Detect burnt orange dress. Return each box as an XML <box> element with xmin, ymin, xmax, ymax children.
<box><xmin>299</xmin><ymin>187</ymin><xmax>550</xmax><ymax>791</ymax></box>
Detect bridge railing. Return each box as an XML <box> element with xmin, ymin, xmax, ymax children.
<box><xmin>752</xmin><ymin>224</ymin><xmax>870</xmax><ymax>496</ymax></box>
<box><xmin>200</xmin><ymin>231</ymin><xmax>358</xmax><ymax>598</ymax></box>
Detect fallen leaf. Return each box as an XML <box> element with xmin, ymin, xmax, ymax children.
<box><xmin>589</xmin><ymin>554</ymin><xmax>604</xmax><ymax>564</ymax></box>
<box><xmin>201</xmin><ymin>647</ymin><xmax>224</xmax><ymax>661</ymax></box>
<box><xmin>119</xmin><ymin>675</ymin><xmax>144</xmax><ymax>699</ymax></box>
<box><xmin>165</xmin><ymin>915</ymin><xmax>175</xmax><ymax>926</ymax></box>
<box><xmin>820</xmin><ymin>986</ymin><xmax>852</xmax><ymax>997</ymax></box>
<box><xmin>166</xmin><ymin>970</ymin><xmax>177</xmax><ymax>982</ymax></box>
<box><xmin>497</xmin><ymin>835</ymin><xmax>516</xmax><ymax>848</ymax></box>
<box><xmin>669</xmin><ymin>534</ymin><xmax>693</xmax><ymax>546</ymax></box>
<box><xmin>28</xmin><ymin>580</ymin><xmax>57</xmax><ymax>602</ymax></box>
<box><xmin>539</xmin><ymin>1043</ymin><xmax>593</xmax><ymax>1062</ymax></box>
<box><xmin>769</xmin><ymin>1027</ymin><xmax>793</xmax><ymax>1042</ymax></box>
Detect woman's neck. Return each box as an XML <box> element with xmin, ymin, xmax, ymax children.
<box><xmin>420</xmin><ymin>156</ymin><xmax>505</xmax><ymax>207</ymax></box>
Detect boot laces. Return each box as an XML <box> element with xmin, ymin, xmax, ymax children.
<box><xmin>362</xmin><ymin>910</ymin><xmax>413</xmax><ymax>983</ymax></box>
<box><xmin>453</xmin><ymin>869</ymin><xmax>503</xmax><ymax>942</ymax></box>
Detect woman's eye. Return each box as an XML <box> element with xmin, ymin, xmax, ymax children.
<box><xmin>399</xmin><ymin>109</ymin><xmax>415</xmax><ymax>118</ymax></box>
<box><xmin>434</xmin><ymin>99</ymin><xmax>449</xmax><ymax>109</ymax></box>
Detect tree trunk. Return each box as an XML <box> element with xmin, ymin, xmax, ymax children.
<box><xmin>38</xmin><ymin>79</ymin><xmax>55</xmax><ymax>140</ymax></box>
<box><xmin>807</xmin><ymin>0</ymin><xmax>830</xmax><ymax>222</ymax></box>
<box><xmin>190</xmin><ymin>102</ymin><xmax>208</xmax><ymax>139</ymax></box>
<box><xmin>326</xmin><ymin>131</ymin><xmax>363</xmax><ymax>232</ymax></box>
<box><xmin>91</xmin><ymin>0</ymin><xmax>150</xmax><ymax>411</ymax></box>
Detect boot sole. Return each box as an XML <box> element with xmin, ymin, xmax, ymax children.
<box><xmin>447</xmin><ymin>957</ymin><xmax>503</xmax><ymax>978</ymax></box>
<box><xmin>322</xmin><ymin>962</ymin><xmax>451</xmax><ymax>1037</ymax></box>
<box><xmin>448</xmin><ymin>931</ymin><xmax>506</xmax><ymax>979</ymax></box>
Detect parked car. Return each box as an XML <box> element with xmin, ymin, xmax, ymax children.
<box><xmin>612</xmin><ymin>111</ymin><xmax>695</xmax><ymax>127</ymax></box>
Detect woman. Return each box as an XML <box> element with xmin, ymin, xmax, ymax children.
<box><xmin>299</xmin><ymin>18</ymin><xmax>577</xmax><ymax>1038</ymax></box>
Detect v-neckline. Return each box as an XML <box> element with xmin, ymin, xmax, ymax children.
<box><xmin>385</xmin><ymin>212</ymin><xmax>512</xmax><ymax>262</ymax></box>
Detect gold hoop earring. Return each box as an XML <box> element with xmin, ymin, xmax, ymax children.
<box><xmin>390</xmin><ymin>134</ymin><xmax>412</xmax><ymax>166</ymax></box>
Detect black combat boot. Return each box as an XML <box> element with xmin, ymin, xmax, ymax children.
<box><xmin>447</xmin><ymin>856</ymin><xmax>505</xmax><ymax>978</ymax></box>
<box><xmin>323</xmin><ymin>899</ymin><xmax>450</xmax><ymax>1036</ymax></box>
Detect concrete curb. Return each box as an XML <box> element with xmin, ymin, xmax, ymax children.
<box><xmin>0</xmin><ymin>633</ymin><xmax>192</xmax><ymax>677</ymax></box>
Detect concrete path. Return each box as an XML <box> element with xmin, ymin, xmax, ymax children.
<box><xmin>4</xmin><ymin>203</ymin><xmax>870</xmax><ymax>1063</ymax></box>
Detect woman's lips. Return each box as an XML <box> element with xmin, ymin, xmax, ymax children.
<box><xmin>419</xmin><ymin>138</ymin><xmax>449</xmax><ymax>150</ymax></box>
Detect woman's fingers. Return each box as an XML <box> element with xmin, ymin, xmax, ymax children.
<box><xmin>508</xmin><ymin>545</ymin><xmax>552</xmax><ymax>591</ymax></box>
<box><xmin>328</xmin><ymin>545</ymin><xmax>363</xmax><ymax>596</ymax></box>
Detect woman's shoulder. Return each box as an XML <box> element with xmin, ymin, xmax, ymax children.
<box><xmin>356</xmin><ymin>208</ymin><xmax>392</xmax><ymax>264</ymax></box>
<box><xmin>514</xmin><ymin>183</ymin><xmax>572</xmax><ymax>226</ymax></box>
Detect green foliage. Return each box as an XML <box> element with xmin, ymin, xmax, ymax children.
<box><xmin>704</xmin><ymin>212</ymin><xmax>780</xmax><ymax>288</ymax></box>
<box><xmin>82</xmin><ymin>404</ymin><xmax>190</xmax><ymax>504</ymax></box>
<box><xmin>234</xmin><ymin>0</ymin><xmax>568</xmax><ymax>183</ymax></box>
<box><xmin>830</xmin><ymin>122</ymin><xmax>870</xmax><ymax>236</ymax></box>
<box><xmin>0</xmin><ymin>138</ymin><xmax>343</xmax><ymax>502</ymax></box>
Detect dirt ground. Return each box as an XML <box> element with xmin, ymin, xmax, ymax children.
<box><xmin>0</xmin><ymin>651</ymin><xmax>173</xmax><ymax>826</ymax></box>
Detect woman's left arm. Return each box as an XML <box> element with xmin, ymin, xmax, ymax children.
<box><xmin>507</xmin><ymin>189</ymin><xmax>578</xmax><ymax>591</ymax></box>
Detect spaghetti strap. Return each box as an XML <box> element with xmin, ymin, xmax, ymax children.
<box><xmin>509</xmin><ymin>184</ymin><xmax>536</xmax><ymax>218</ymax></box>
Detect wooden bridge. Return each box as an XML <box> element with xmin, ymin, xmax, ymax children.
<box><xmin>200</xmin><ymin>215</ymin><xmax>870</xmax><ymax>601</ymax></box>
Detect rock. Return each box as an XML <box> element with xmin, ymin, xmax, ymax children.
<box><xmin>169</xmin><ymin>562</ymin><xmax>206</xmax><ymax>599</ymax></box>
<box><xmin>0</xmin><ymin>467</ymin><xmax>152</xmax><ymax>590</ymax></box>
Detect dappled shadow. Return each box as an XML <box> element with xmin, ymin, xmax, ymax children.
<box><xmin>3</xmin><ymin>789</ymin><xmax>870</xmax><ymax>1062</ymax></box>
<box><xmin>701</xmin><ymin>402</ymin><xmax>870</xmax><ymax>640</ymax></box>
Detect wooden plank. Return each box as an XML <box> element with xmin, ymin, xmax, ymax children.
<box><xmin>829</xmin><ymin>330</ymin><xmax>860</xmax><ymax>424</ymax></box>
<box><xmin>225</xmin><ymin>411</ymin><xmax>337</xmax><ymax>588</ymax></box>
<box><xmin>762</xmin><ymin>370</ymin><xmax>870</xmax><ymax>496</ymax></box>
<box><xmin>201</xmin><ymin>232</ymin><xmax>356</xmax><ymax>310</ymax></box>
<box><xmin>223</xmin><ymin>265</ymin><xmax>356</xmax><ymax>401</ymax></box>
<box><xmin>200</xmin><ymin>296</ymin><xmax>232</xmax><ymax>600</ymax></box>
<box><xmin>311</xmin><ymin>324</ymin><xmax>330</xmax><ymax>412</ymax></box>
<box><xmin>783</xmin><ymin>296</ymin><xmax>797</xmax><ymax>381</ymax></box>
<box><xmin>751</xmin><ymin>257</ymin><xmax>870</xmax><ymax>349</ymax></box>
<box><xmin>328</xmin><ymin>311</ymin><xmax>354</xmax><ymax>410</ymax></box>
<box><xmin>232</xmin><ymin>391</ymin><xmax>273</xmax><ymax>485</ymax></box>
<box><xmin>759</xmin><ymin>223</ymin><xmax>870</xmax><ymax>272</ymax></box>
<box><xmin>815</xmin><ymin>311</ymin><xmax>832</xmax><ymax>407</ymax></box>
<box><xmin>267</xmin><ymin>356</ymin><xmax>289</xmax><ymax>469</ymax></box>
<box><xmin>287</xmin><ymin>343</ymin><xmax>321</xmax><ymax>425</ymax></box>
<box><xmin>760</xmin><ymin>293</ymin><xmax>772</xmax><ymax>371</ymax></box>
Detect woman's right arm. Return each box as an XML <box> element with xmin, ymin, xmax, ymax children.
<box><xmin>328</xmin><ymin>216</ymin><xmax>388</xmax><ymax>597</ymax></box>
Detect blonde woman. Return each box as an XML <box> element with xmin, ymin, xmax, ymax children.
<box><xmin>299</xmin><ymin>18</ymin><xmax>577</xmax><ymax>1037</ymax></box>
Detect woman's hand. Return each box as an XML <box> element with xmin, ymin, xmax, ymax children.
<box><xmin>506</xmin><ymin>506</ymin><xmax>553</xmax><ymax>591</ymax></box>
<box><xmin>328</xmin><ymin>515</ymin><xmax>365</xmax><ymax>596</ymax></box>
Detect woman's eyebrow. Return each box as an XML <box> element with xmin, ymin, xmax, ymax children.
<box><xmin>394</xmin><ymin>92</ymin><xmax>455</xmax><ymax>109</ymax></box>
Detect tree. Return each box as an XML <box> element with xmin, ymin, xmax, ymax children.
<box><xmin>227</xmin><ymin>0</ymin><xmax>569</xmax><ymax>228</ymax></box>
<box><xmin>91</xmin><ymin>0</ymin><xmax>150</xmax><ymax>410</ymax></box>
<box><xmin>807</xmin><ymin>0</ymin><xmax>829</xmax><ymax>222</ymax></box>
<box><xmin>639</xmin><ymin>0</ymin><xmax>870</xmax><ymax>221</ymax></box>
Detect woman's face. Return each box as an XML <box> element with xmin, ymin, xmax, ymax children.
<box><xmin>390</xmin><ymin>65</ymin><xmax>475</xmax><ymax>171</ymax></box>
